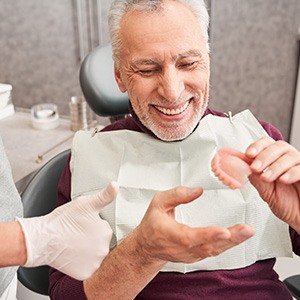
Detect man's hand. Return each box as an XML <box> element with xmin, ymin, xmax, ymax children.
<box><xmin>17</xmin><ymin>181</ymin><xmax>118</xmax><ymax>280</ymax></box>
<box><xmin>134</xmin><ymin>186</ymin><xmax>255</xmax><ymax>264</ymax></box>
<box><xmin>84</xmin><ymin>185</ymin><xmax>255</xmax><ymax>300</ymax></box>
<box><xmin>246</xmin><ymin>136</ymin><xmax>300</xmax><ymax>233</ymax></box>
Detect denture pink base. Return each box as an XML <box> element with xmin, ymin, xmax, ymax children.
<box><xmin>211</xmin><ymin>148</ymin><xmax>253</xmax><ymax>189</ymax></box>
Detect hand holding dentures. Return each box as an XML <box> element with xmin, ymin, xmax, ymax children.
<box><xmin>212</xmin><ymin>137</ymin><xmax>300</xmax><ymax>233</ymax></box>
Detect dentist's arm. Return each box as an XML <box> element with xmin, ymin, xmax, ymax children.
<box><xmin>0</xmin><ymin>221</ymin><xmax>27</xmax><ymax>267</ymax></box>
<box><xmin>0</xmin><ymin>182</ymin><xmax>118</xmax><ymax>281</ymax></box>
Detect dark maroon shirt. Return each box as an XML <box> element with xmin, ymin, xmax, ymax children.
<box><xmin>49</xmin><ymin>108</ymin><xmax>299</xmax><ymax>299</ymax></box>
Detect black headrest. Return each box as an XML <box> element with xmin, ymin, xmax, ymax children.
<box><xmin>79</xmin><ymin>44</ymin><xmax>129</xmax><ymax>117</ymax></box>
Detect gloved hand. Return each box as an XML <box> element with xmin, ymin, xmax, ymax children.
<box><xmin>16</xmin><ymin>181</ymin><xmax>118</xmax><ymax>280</ymax></box>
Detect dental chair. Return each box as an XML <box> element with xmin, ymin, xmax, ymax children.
<box><xmin>17</xmin><ymin>149</ymin><xmax>70</xmax><ymax>295</ymax></box>
<box><xmin>80</xmin><ymin>43</ymin><xmax>129</xmax><ymax>120</ymax></box>
<box><xmin>284</xmin><ymin>276</ymin><xmax>300</xmax><ymax>300</ymax></box>
<box><xmin>17</xmin><ymin>43</ymin><xmax>129</xmax><ymax>296</ymax></box>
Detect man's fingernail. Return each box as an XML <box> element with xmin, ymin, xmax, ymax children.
<box><xmin>251</xmin><ymin>160</ymin><xmax>262</xmax><ymax>170</ymax></box>
<box><xmin>247</xmin><ymin>148</ymin><xmax>257</xmax><ymax>156</ymax></box>
<box><xmin>280</xmin><ymin>173</ymin><xmax>290</xmax><ymax>182</ymax></box>
<box><xmin>239</xmin><ymin>228</ymin><xmax>254</xmax><ymax>239</ymax></box>
<box><xmin>216</xmin><ymin>232</ymin><xmax>230</xmax><ymax>240</ymax></box>
<box><xmin>189</xmin><ymin>188</ymin><xmax>201</xmax><ymax>195</ymax></box>
<box><xmin>262</xmin><ymin>168</ymin><xmax>272</xmax><ymax>179</ymax></box>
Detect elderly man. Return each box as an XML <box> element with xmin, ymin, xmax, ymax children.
<box><xmin>49</xmin><ymin>0</ymin><xmax>300</xmax><ymax>299</ymax></box>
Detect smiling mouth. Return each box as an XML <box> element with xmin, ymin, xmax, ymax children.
<box><xmin>154</xmin><ymin>101</ymin><xmax>190</xmax><ymax>116</ymax></box>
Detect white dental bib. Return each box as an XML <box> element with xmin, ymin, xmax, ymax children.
<box><xmin>70</xmin><ymin>110</ymin><xmax>292</xmax><ymax>272</ymax></box>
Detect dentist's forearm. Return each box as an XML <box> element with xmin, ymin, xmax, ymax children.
<box><xmin>0</xmin><ymin>222</ymin><xmax>27</xmax><ymax>267</ymax></box>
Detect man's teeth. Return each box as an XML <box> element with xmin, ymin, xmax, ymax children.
<box><xmin>156</xmin><ymin>102</ymin><xmax>189</xmax><ymax>115</ymax></box>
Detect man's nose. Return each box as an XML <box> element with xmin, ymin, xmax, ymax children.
<box><xmin>157</xmin><ymin>68</ymin><xmax>185</xmax><ymax>102</ymax></box>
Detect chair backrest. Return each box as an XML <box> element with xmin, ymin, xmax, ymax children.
<box><xmin>79</xmin><ymin>43</ymin><xmax>129</xmax><ymax>117</ymax></box>
<box><xmin>17</xmin><ymin>149</ymin><xmax>70</xmax><ymax>296</ymax></box>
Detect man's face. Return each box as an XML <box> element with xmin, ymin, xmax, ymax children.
<box><xmin>115</xmin><ymin>1</ymin><xmax>210</xmax><ymax>141</ymax></box>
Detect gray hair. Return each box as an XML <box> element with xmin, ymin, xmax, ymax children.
<box><xmin>108</xmin><ymin>0</ymin><xmax>210</xmax><ymax>66</ymax></box>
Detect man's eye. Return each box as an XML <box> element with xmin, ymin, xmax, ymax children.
<box><xmin>178</xmin><ymin>61</ymin><xmax>198</xmax><ymax>69</ymax></box>
<box><xmin>138</xmin><ymin>69</ymin><xmax>158</xmax><ymax>76</ymax></box>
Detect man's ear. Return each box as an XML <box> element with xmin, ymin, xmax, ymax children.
<box><xmin>114</xmin><ymin>64</ymin><xmax>127</xmax><ymax>93</ymax></box>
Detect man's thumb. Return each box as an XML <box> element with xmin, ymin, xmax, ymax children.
<box><xmin>158</xmin><ymin>186</ymin><xmax>203</xmax><ymax>211</ymax></box>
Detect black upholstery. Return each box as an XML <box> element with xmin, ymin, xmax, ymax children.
<box><xmin>79</xmin><ymin>43</ymin><xmax>129</xmax><ymax>117</ymax></box>
<box><xmin>17</xmin><ymin>149</ymin><xmax>70</xmax><ymax>295</ymax></box>
<box><xmin>284</xmin><ymin>275</ymin><xmax>300</xmax><ymax>300</ymax></box>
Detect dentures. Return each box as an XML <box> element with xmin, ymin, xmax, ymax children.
<box><xmin>211</xmin><ymin>148</ymin><xmax>253</xmax><ymax>189</ymax></box>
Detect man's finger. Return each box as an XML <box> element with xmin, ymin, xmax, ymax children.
<box><xmin>182</xmin><ymin>223</ymin><xmax>255</xmax><ymax>247</ymax></box>
<box><xmin>153</xmin><ymin>186</ymin><xmax>203</xmax><ymax>211</ymax></box>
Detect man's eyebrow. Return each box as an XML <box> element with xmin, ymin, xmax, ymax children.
<box><xmin>131</xmin><ymin>50</ymin><xmax>202</xmax><ymax>66</ymax></box>
<box><xmin>131</xmin><ymin>59</ymin><xmax>160</xmax><ymax>66</ymax></box>
<box><xmin>177</xmin><ymin>50</ymin><xmax>202</xmax><ymax>59</ymax></box>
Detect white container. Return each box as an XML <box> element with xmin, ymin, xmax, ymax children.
<box><xmin>31</xmin><ymin>103</ymin><xmax>60</xmax><ymax>130</ymax></box>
